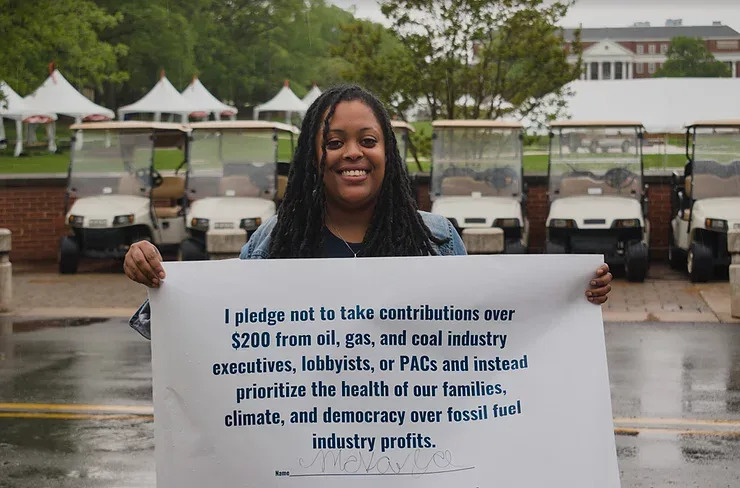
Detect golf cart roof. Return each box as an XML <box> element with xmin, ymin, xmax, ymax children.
<box><xmin>686</xmin><ymin>120</ymin><xmax>740</xmax><ymax>129</ymax></box>
<box><xmin>391</xmin><ymin>121</ymin><xmax>415</xmax><ymax>132</ymax></box>
<box><xmin>189</xmin><ymin>120</ymin><xmax>300</xmax><ymax>134</ymax></box>
<box><xmin>550</xmin><ymin>120</ymin><xmax>644</xmax><ymax>129</ymax></box>
<box><xmin>70</xmin><ymin>121</ymin><xmax>189</xmax><ymax>132</ymax></box>
<box><xmin>432</xmin><ymin>120</ymin><xmax>523</xmax><ymax>129</ymax></box>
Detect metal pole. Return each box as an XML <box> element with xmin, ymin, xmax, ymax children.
<box><xmin>0</xmin><ymin>229</ymin><xmax>12</xmax><ymax>312</ymax></box>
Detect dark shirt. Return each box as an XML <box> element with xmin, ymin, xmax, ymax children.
<box><xmin>322</xmin><ymin>226</ymin><xmax>363</xmax><ymax>258</ymax></box>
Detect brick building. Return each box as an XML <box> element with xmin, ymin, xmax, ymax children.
<box><xmin>563</xmin><ymin>22</ymin><xmax>740</xmax><ymax>80</ymax></box>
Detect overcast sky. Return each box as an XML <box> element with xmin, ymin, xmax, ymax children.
<box><xmin>329</xmin><ymin>0</ymin><xmax>740</xmax><ymax>32</ymax></box>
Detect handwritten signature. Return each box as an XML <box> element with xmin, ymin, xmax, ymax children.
<box><xmin>297</xmin><ymin>449</ymin><xmax>471</xmax><ymax>477</ymax></box>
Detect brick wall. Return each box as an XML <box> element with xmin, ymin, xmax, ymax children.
<box><xmin>1</xmin><ymin>174</ymin><xmax>673</xmax><ymax>263</ymax></box>
<box><xmin>0</xmin><ymin>177</ymin><xmax>68</xmax><ymax>262</ymax></box>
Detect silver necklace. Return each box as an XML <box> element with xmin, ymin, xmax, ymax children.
<box><xmin>329</xmin><ymin>223</ymin><xmax>361</xmax><ymax>258</ymax></box>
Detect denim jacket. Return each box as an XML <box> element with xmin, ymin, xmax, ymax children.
<box><xmin>129</xmin><ymin>211</ymin><xmax>465</xmax><ymax>339</ymax></box>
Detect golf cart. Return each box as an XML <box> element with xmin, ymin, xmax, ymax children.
<box><xmin>669</xmin><ymin>120</ymin><xmax>740</xmax><ymax>282</ymax></box>
<box><xmin>391</xmin><ymin>120</ymin><xmax>415</xmax><ymax>163</ymax></box>
<box><xmin>430</xmin><ymin>120</ymin><xmax>527</xmax><ymax>253</ymax></box>
<box><xmin>60</xmin><ymin>122</ymin><xmax>189</xmax><ymax>274</ymax></box>
<box><xmin>546</xmin><ymin>121</ymin><xmax>649</xmax><ymax>282</ymax></box>
<box><xmin>182</xmin><ymin>121</ymin><xmax>299</xmax><ymax>259</ymax></box>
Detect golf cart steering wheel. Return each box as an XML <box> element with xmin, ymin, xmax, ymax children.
<box><xmin>604</xmin><ymin>167</ymin><xmax>636</xmax><ymax>189</ymax></box>
<box><xmin>135</xmin><ymin>168</ymin><xmax>164</xmax><ymax>187</ymax></box>
<box><xmin>489</xmin><ymin>167</ymin><xmax>518</xmax><ymax>190</ymax></box>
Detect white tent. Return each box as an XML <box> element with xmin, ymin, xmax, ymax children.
<box><xmin>253</xmin><ymin>81</ymin><xmax>308</xmax><ymax>123</ymax></box>
<box><xmin>562</xmin><ymin>78</ymin><xmax>740</xmax><ymax>133</ymax></box>
<box><xmin>118</xmin><ymin>73</ymin><xmax>197</xmax><ymax>123</ymax></box>
<box><xmin>1</xmin><ymin>81</ymin><xmax>57</xmax><ymax>156</ymax></box>
<box><xmin>23</xmin><ymin>69</ymin><xmax>115</xmax><ymax>152</ymax></box>
<box><xmin>301</xmin><ymin>84</ymin><xmax>322</xmax><ymax>107</ymax></box>
<box><xmin>181</xmin><ymin>76</ymin><xmax>237</xmax><ymax>120</ymax></box>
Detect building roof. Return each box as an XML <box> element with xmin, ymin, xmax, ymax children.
<box><xmin>189</xmin><ymin>120</ymin><xmax>300</xmax><ymax>134</ymax></box>
<box><xmin>433</xmin><ymin>120</ymin><xmax>523</xmax><ymax>129</ymax></box>
<box><xmin>563</xmin><ymin>25</ymin><xmax>740</xmax><ymax>42</ymax></box>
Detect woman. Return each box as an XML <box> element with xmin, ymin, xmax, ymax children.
<box><xmin>125</xmin><ymin>85</ymin><xmax>611</xmax><ymax>337</ymax></box>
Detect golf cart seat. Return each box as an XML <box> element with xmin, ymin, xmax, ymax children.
<box><xmin>441</xmin><ymin>176</ymin><xmax>499</xmax><ymax>197</ymax></box>
<box><xmin>152</xmin><ymin>176</ymin><xmax>185</xmax><ymax>218</ymax></box>
<box><xmin>219</xmin><ymin>175</ymin><xmax>262</xmax><ymax>197</ymax></box>
<box><xmin>117</xmin><ymin>173</ymin><xmax>149</xmax><ymax>196</ymax></box>
<box><xmin>277</xmin><ymin>175</ymin><xmax>288</xmax><ymax>201</ymax></box>
<box><xmin>689</xmin><ymin>173</ymin><xmax>740</xmax><ymax>199</ymax></box>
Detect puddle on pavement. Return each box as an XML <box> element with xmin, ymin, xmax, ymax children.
<box><xmin>1</xmin><ymin>318</ymin><xmax>107</xmax><ymax>334</ymax></box>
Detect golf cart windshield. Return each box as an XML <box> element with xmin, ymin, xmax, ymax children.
<box><xmin>690</xmin><ymin>126</ymin><xmax>740</xmax><ymax>199</ymax></box>
<box><xmin>431</xmin><ymin>125</ymin><xmax>522</xmax><ymax>200</ymax></box>
<box><xmin>189</xmin><ymin>129</ymin><xmax>278</xmax><ymax>199</ymax></box>
<box><xmin>69</xmin><ymin>129</ymin><xmax>155</xmax><ymax>198</ymax></box>
<box><xmin>549</xmin><ymin>125</ymin><xmax>643</xmax><ymax>200</ymax></box>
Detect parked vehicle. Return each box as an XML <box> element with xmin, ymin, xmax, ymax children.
<box><xmin>430</xmin><ymin>120</ymin><xmax>527</xmax><ymax>253</ymax></box>
<box><xmin>391</xmin><ymin>120</ymin><xmax>414</xmax><ymax>163</ymax></box>
<box><xmin>546</xmin><ymin>121</ymin><xmax>649</xmax><ymax>281</ymax></box>
<box><xmin>669</xmin><ymin>120</ymin><xmax>740</xmax><ymax>282</ymax></box>
<box><xmin>60</xmin><ymin>122</ymin><xmax>189</xmax><ymax>273</ymax></box>
<box><xmin>182</xmin><ymin>121</ymin><xmax>299</xmax><ymax>260</ymax></box>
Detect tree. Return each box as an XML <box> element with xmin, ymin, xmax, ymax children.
<box><xmin>0</xmin><ymin>0</ymin><xmax>126</xmax><ymax>96</ymax></box>
<box><xmin>655</xmin><ymin>36</ymin><xmax>731</xmax><ymax>78</ymax></box>
<box><xmin>379</xmin><ymin>0</ymin><xmax>581</xmax><ymax>121</ymax></box>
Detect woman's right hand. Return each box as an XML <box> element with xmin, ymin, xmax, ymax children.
<box><xmin>124</xmin><ymin>241</ymin><xmax>165</xmax><ymax>288</ymax></box>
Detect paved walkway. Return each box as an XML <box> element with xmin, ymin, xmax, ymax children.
<box><xmin>2</xmin><ymin>261</ymin><xmax>738</xmax><ymax>323</ymax></box>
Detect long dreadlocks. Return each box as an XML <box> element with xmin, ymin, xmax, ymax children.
<box><xmin>268</xmin><ymin>84</ymin><xmax>446</xmax><ymax>258</ymax></box>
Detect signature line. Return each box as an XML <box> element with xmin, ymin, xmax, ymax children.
<box><xmin>289</xmin><ymin>466</ymin><xmax>475</xmax><ymax>477</ymax></box>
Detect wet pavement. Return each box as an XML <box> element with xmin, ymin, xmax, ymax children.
<box><xmin>0</xmin><ymin>317</ymin><xmax>739</xmax><ymax>486</ymax></box>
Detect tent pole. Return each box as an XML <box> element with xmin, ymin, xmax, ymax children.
<box><xmin>0</xmin><ymin>117</ymin><xmax>6</xmax><ymax>149</ymax></box>
<box><xmin>74</xmin><ymin>117</ymin><xmax>83</xmax><ymax>151</ymax></box>
<box><xmin>14</xmin><ymin>119</ymin><xmax>23</xmax><ymax>157</ymax></box>
<box><xmin>47</xmin><ymin>122</ymin><xmax>57</xmax><ymax>153</ymax></box>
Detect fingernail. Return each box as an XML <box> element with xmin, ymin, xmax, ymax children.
<box><xmin>590</xmin><ymin>280</ymin><xmax>596</xmax><ymax>286</ymax></box>
<box><xmin>588</xmin><ymin>297</ymin><xmax>594</xmax><ymax>302</ymax></box>
<box><xmin>586</xmin><ymin>291</ymin><xmax>593</xmax><ymax>297</ymax></box>
<box><xmin>159</xmin><ymin>272</ymin><xmax>165</xmax><ymax>279</ymax></box>
<box><xmin>153</xmin><ymin>278</ymin><xmax>159</xmax><ymax>285</ymax></box>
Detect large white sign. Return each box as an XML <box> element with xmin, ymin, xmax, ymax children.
<box><xmin>149</xmin><ymin>255</ymin><xmax>619</xmax><ymax>487</ymax></box>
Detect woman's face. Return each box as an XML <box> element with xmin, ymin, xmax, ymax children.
<box><xmin>316</xmin><ymin>100</ymin><xmax>386</xmax><ymax>211</ymax></box>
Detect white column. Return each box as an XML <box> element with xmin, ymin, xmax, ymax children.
<box><xmin>14</xmin><ymin>119</ymin><xmax>23</xmax><ymax>157</ymax></box>
<box><xmin>598</xmin><ymin>62</ymin><xmax>603</xmax><ymax>80</ymax></box>
<box><xmin>585</xmin><ymin>62</ymin><xmax>589</xmax><ymax>80</ymax></box>
<box><xmin>733</xmin><ymin>61</ymin><xmax>738</xmax><ymax>78</ymax></box>
<box><xmin>626</xmin><ymin>62</ymin><xmax>631</xmax><ymax>79</ymax></box>
<box><xmin>610</xmin><ymin>61</ymin><xmax>615</xmax><ymax>80</ymax></box>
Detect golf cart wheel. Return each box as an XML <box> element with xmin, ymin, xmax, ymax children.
<box><xmin>687</xmin><ymin>241</ymin><xmax>713</xmax><ymax>283</ymax></box>
<box><xmin>668</xmin><ymin>231</ymin><xmax>685</xmax><ymax>270</ymax></box>
<box><xmin>59</xmin><ymin>236</ymin><xmax>80</xmax><ymax>274</ymax></box>
<box><xmin>504</xmin><ymin>240</ymin><xmax>527</xmax><ymax>254</ymax></box>
<box><xmin>179</xmin><ymin>238</ymin><xmax>207</xmax><ymax>261</ymax></box>
<box><xmin>624</xmin><ymin>241</ymin><xmax>648</xmax><ymax>282</ymax></box>
<box><xmin>545</xmin><ymin>240</ymin><xmax>566</xmax><ymax>254</ymax></box>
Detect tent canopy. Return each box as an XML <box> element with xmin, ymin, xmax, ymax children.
<box><xmin>301</xmin><ymin>84</ymin><xmax>322</xmax><ymax>107</ymax></box>
<box><xmin>1</xmin><ymin>81</ymin><xmax>56</xmax><ymax>122</ymax></box>
<box><xmin>118</xmin><ymin>73</ymin><xmax>197</xmax><ymax>122</ymax></box>
<box><xmin>181</xmin><ymin>76</ymin><xmax>237</xmax><ymax>119</ymax></box>
<box><xmin>254</xmin><ymin>81</ymin><xmax>308</xmax><ymax>120</ymax></box>
<box><xmin>562</xmin><ymin>78</ymin><xmax>740</xmax><ymax>133</ymax></box>
<box><xmin>23</xmin><ymin>69</ymin><xmax>114</xmax><ymax>121</ymax></box>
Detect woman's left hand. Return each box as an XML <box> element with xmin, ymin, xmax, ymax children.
<box><xmin>586</xmin><ymin>264</ymin><xmax>612</xmax><ymax>304</ymax></box>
